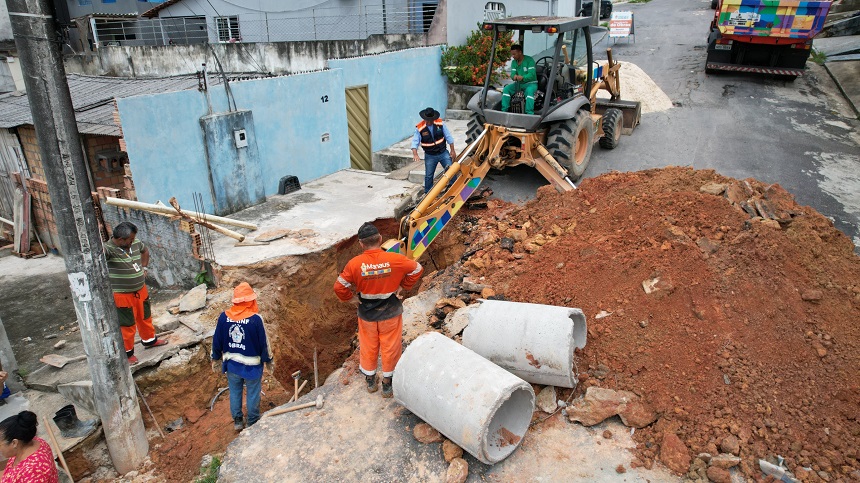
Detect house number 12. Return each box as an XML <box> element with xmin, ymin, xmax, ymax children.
<box><xmin>321</xmin><ymin>95</ymin><xmax>329</xmax><ymax>103</ymax></box>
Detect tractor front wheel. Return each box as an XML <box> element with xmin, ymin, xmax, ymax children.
<box><xmin>547</xmin><ymin>110</ymin><xmax>595</xmax><ymax>181</ymax></box>
<box><xmin>466</xmin><ymin>113</ymin><xmax>486</xmax><ymax>145</ymax></box>
<box><xmin>599</xmin><ymin>108</ymin><xmax>623</xmax><ymax>150</ymax></box>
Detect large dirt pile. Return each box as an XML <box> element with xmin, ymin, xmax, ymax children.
<box><xmin>440</xmin><ymin>167</ymin><xmax>859</xmax><ymax>481</ymax></box>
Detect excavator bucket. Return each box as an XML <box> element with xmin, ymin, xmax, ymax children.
<box><xmin>594</xmin><ymin>98</ymin><xmax>641</xmax><ymax>135</ymax></box>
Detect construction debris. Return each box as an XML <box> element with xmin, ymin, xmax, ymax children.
<box><xmin>178</xmin><ymin>284</ymin><xmax>207</xmax><ymax>313</ymax></box>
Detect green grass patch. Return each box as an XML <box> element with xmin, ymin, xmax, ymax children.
<box><xmin>600</xmin><ymin>21</ymin><xmax>609</xmax><ymax>27</ymax></box>
<box><xmin>810</xmin><ymin>50</ymin><xmax>827</xmax><ymax>65</ymax></box>
<box><xmin>195</xmin><ymin>456</ymin><xmax>221</xmax><ymax>483</ymax></box>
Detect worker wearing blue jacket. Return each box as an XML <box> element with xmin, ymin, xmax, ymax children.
<box><xmin>212</xmin><ymin>282</ymin><xmax>274</xmax><ymax>430</ymax></box>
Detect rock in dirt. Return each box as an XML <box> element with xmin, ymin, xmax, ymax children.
<box><xmin>413</xmin><ymin>423</ymin><xmax>443</xmax><ymax>444</ymax></box>
<box><xmin>536</xmin><ymin>386</ymin><xmax>558</xmax><ymax>413</ymax></box>
<box><xmin>53</xmin><ymin>339</ymin><xmax>66</xmax><ymax>349</ymax></box>
<box><xmin>800</xmin><ymin>289</ymin><xmax>823</xmax><ymax>302</ymax></box>
<box><xmin>436</xmin><ymin>298</ymin><xmax>466</xmax><ymax>310</ymax></box>
<box><xmin>603</xmin><ymin>430</ymin><xmax>613</xmax><ymax>439</ymax></box>
<box><xmin>660</xmin><ymin>431</ymin><xmax>691</xmax><ymax>475</ymax></box>
<box><xmin>709</xmin><ymin>454</ymin><xmax>741</xmax><ymax>469</ymax></box>
<box><xmin>461</xmin><ymin>277</ymin><xmax>486</xmax><ymax>293</ymax></box>
<box><xmin>567</xmin><ymin>387</ymin><xmax>654</xmax><ymax>428</ymax></box>
<box><xmin>179</xmin><ymin>284</ymin><xmax>207</xmax><ymax>312</ymax></box>
<box><xmin>446</xmin><ymin>458</ymin><xmax>468</xmax><ymax>483</ymax></box>
<box><xmin>719</xmin><ymin>435</ymin><xmax>740</xmax><ymax>455</ymax></box>
<box><xmin>706</xmin><ymin>466</ymin><xmax>731</xmax><ymax>483</ymax></box>
<box><xmin>700</xmin><ymin>182</ymin><xmax>727</xmax><ymax>196</ymax></box>
<box><xmin>442</xmin><ymin>439</ymin><xmax>463</xmax><ymax>462</ymax></box>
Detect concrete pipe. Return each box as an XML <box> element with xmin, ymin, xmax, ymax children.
<box><xmin>461</xmin><ymin>300</ymin><xmax>587</xmax><ymax>388</ymax></box>
<box><xmin>393</xmin><ymin>332</ymin><xmax>534</xmax><ymax>464</ymax></box>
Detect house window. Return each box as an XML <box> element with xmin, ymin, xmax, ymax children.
<box><xmin>101</xmin><ymin>0</ymin><xmax>117</xmax><ymax>3</ymax></box>
<box><xmin>215</xmin><ymin>16</ymin><xmax>240</xmax><ymax>42</ymax></box>
<box><xmin>484</xmin><ymin>2</ymin><xmax>506</xmax><ymax>20</ymax></box>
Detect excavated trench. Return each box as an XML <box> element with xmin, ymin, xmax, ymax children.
<box><xmin>66</xmin><ymin>217</ymin><xmax>472</xmax><ymax>481</ymax></box>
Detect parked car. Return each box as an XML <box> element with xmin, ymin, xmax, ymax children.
<box><xmin>581</xmin><ymin>0</ymin><xmax>613</xmax><ymax>19</ymax></box>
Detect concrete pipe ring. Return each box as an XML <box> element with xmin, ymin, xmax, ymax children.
<box><xmin>393</xmin><ymin>332</ymin><xmax>535</xmax><ymax>464</ymax></box>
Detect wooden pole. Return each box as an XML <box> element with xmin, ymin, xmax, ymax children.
<box><xmin>167</xmin><ymin>198</ymin><xmax>245</xmax><ymax>242</ymax></box>
<box><xmin>41</xmin><ymin>416</ymin><xmax>74</xmax><ymax>483</ymax></box>
<box><xmin>104</xmin><ymin>197</ymin><xmax>257</xmax><ymax>230</ymax></box>
<box><xmin>313</xmin><ymin>347</ymin><xmax>319</xmax><ymax>389</ymax></box>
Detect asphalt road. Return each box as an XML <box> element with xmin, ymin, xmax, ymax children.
<box><xmin>488</xmin><ymin>0</ymin><xmax>860</xmax><ymax>250</ymax></box>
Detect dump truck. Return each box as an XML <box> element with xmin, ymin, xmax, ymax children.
<box><xmin>384</xmin><ymin>16</ymin><xmax>641</xmax><ymax>260</ymax></box>
<box><xmin>706</xmin><ymin>0</ymin><xmax>831</xmax><ymax>79</ymax></box>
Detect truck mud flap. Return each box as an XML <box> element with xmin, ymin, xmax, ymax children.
<box><xmin>705</xmin><ymin>62</ymin><xmax>804</xmax><ymax>77</ymax></box>
<box><xmin>595</xmin><ymin>99</ymin><xmax>641</xmax><ymax>135</ymax></box>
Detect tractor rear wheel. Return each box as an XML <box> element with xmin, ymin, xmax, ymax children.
<box><xmin>466</xmin><ymin>113</ymin><xmax>486</xmax><ymax>145</ymax></box>
<box><xmin>599</xmin><ymin>108</ymin><xmax>623</xmax><ymax>150</ymax></box>
<box><xmin>547</xmin><ymin>110</ymin><xmax>594</xmax><ymax>181</ymax></box>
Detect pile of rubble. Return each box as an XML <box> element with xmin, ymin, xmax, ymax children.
<box><xmin>423</xmin><ymin>167</ymin><xmax>859</xmax><ymax>481</ymax></box>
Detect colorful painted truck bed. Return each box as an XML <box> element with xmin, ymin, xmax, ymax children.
<box><xmin>706</xmin><ymin>0</ymin><xmax>832</xmax><ymax>78</ymax></box>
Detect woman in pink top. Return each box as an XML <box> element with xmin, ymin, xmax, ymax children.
<box><xmin>0</xmin><ymin>411</ymin><xmax>59</xmax><ymax>483</ymax></box>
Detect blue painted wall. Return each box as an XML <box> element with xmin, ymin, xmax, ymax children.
<box><xmin>329</xmin><ymin>46</ymin><xmax>447</xmax><ymax>152</ymax></box>
<box><xmin>118</xmin><ymin>47</ymin><xmax>445</xmax><ymax>213</ymax></box>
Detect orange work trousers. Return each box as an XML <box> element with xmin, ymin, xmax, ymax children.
<box><xmin>358</xmin><ymin>315</ymin><xmax>403</xmax><ymax>378</ymax></box>
<box><xmin>113</xmin><ymin>285</ymin><xmax>155</xmax><ymax>356</ymax></box>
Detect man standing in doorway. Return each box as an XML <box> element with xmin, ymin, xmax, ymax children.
<box><xmin>411</xmin><ymin>107</ymin><xmax>457</xmax><ymax>194</ymax></box>
<box><xmin>105</xmin><ymin>221</ymin><xmax>167</xmax><ymax>364</ymax></box>
<box><xmin>334</xmin><ymin>222</ymin><xmax>424</xmax><ymax>398</ymax></box>
<box><xmin>211</xmin><ymin>282</ymin><xmax>273</xmax><ymax>430</ymax></box>
<box><xmin>501</xmin><ymin>44</ymin><xmax>538</xmax><ymax>114</ymax></box>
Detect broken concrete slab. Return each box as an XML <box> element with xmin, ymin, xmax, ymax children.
<box><xmin>56</xmin><ymin>381</ymin><xmax>96</xmax><ymax>415</ymax></box>
<box><xmin>401</xmin><ymin>286</ymin><xmax>442</xmax><ymax>344</ymax></box>
<box><xmin>153</xmin><ymin>316</ymin><xmax>180</xmax><ymax>333</ymax></box>
<box><xmin>179</xmin><ymin>284</ymin><xmax>207</xmax><ymax>312</ymax></box>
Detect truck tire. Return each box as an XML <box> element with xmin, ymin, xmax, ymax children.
<box><xmin>466</xmin><ymin>113</ymin><xmax>486</xmax><ymax>145</ymax></box>
<box><xmin>599</xmin><ymin>108</ymin><xmax>623</xmax><ymax>150</ymax></box>
<box><xmin>547</xmin><ymin>110</ymin><xmax>594</xmax><ymax>181</ymax></box>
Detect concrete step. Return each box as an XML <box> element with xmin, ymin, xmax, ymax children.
<box><xmin>372</xmin><ymin>120</ymin><xmax>470</xmax><ymax>176</ymax></box>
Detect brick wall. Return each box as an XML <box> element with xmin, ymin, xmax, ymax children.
<box><xmin>16</xmin><ymin>126</ymin><xmax>44</xmax><ymax>181</ymax></box>
<box><xmin>98</xmin><ymin>188</ymin><xmax>205</xmax><ymax>290</ymax></box>
<box><xmin>85</xmin><ymin>135</ymin><xmax>136</xmax><ymax>199</ymax></box>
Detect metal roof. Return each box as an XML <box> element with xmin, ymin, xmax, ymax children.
<box><xmin>141</xmin><ymin>0</ymin><xmax>185</xmax><ymax>18</ymax></box>
<box><xmin>484</xmin><ymin>16</ymin><xmax>592</xmax><ymax>33</ymax></box>
<box><xmin>0</xmin><ymin>73</ymin><xmax>212</xmax><ymax>136</ymax></box>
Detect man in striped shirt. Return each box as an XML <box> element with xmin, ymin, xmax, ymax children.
<box><xmin>105</xmin><ymin>222</ymin><xmax>167</xmax><ymax>364</ymax></box>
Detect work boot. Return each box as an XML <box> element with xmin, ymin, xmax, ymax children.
<box><xmin>365</xmin><ymin>374</ymin><xmax>378</xmax><ymax>393</ymax></box>
<box><xmin>381</xmin><ymin>377</ymin><xmax>393</xmax><ymax>398</ymax></box>
<box><xmin>233</xmin><ymin>417</ymin><xmax>244</xmax><ymax>431</ymax></box>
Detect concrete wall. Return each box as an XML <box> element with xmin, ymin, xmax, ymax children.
<box><xmin>200</xmin><ymin>110</ymin><xmax>265</xmax><ymax>215</ymax></box>
<box><xmin>329</xmin><ymin>46</ymin><xmax>447</xmax><ymax>152</ymax></box>
<box><xmin>0</xmin><ymin>2</ymin><xmax>12</xmax><ymax>41</ymax></box>
<box><xmin>116</xmin><ymin>46</ymin><xmax>443</xmax><ymax>212</ymax></box>
<box><xmin>64</xmin><ymin>34</ymin><xmax>427</xmax><ymax>77</ymax></box>
<box><xmin>100</xmin><ymin>199</ymin><xmax>203</xmax><ymax>290</ymax></box>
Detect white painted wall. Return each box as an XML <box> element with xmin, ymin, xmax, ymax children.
<box><xmin>444</xmin><ymin>0</ymin><xmax>560</xmax><ymax>46</ymax></box>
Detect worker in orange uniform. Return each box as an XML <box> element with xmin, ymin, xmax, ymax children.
<box><xmin>334</xmin><ymin>222</ymin><xmax>424</xmax><ymax>398</ymax></box>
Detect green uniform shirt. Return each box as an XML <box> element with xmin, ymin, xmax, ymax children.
<box><xmin>105</xmin><ymin>239</ymin><xmax>147</xmax><ymax>293</ymax></box>
<box><xmin>511</xmin><ymin>55</ymin><xmax>537</xmax><ymax>84</ymax></box>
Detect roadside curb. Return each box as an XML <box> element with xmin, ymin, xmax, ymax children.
<box><xmin>822</xmin><ymin>61</ymin><xmax>860</xmax><ymax>119</ymax></box>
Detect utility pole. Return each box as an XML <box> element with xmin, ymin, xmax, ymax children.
<box><xmin>5</xmin><ymin>0</ymin><xmax>148</xmax><ymax>474</ymax></box>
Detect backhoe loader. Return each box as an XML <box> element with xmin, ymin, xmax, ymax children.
<box><xmin>384</xmin><ymin>16</ymin><xmax>641</xmax><ymax>260</ymax></box>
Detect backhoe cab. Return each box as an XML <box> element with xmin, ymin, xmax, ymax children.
<box><xmin>384</xmin><ymin>16</ymin><xmax>641</xmax><ymax>260</ymax></box>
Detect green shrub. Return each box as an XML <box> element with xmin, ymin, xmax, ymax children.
<box><xmin>441</xmin><ymin>24</ymin><xmax>513</xmax><ymax>86</ymax></box>
<box><xmin>195</xmin><ymin>456</ymin><xmax>221</xmax><ymax>483</ymax></box>
<box><xmin>810</xmin><ymin>50</ymin><xmax>827</xmax><ymax>65</ymax></box>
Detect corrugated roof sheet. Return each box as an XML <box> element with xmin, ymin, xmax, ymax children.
<box><xmin>141</xmin><ymin>0</ymin><xmax>184</xmax><ymax>18</ymax></box>
<box><xmin>0</xmin><ymin>73</ymin><xmax>214</xmax><ymax>136</ymax></box>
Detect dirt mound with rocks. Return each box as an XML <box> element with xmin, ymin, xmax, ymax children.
<box><xmin>431</xmin><ymin>167</ymin><xmax>859</xmax><ymax>481</ymax></box>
